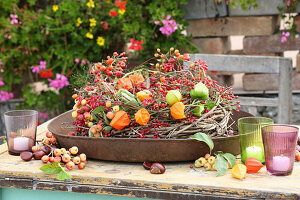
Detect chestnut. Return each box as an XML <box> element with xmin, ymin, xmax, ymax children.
<box><xmin>142</xmin><ymin>161</ymin><xmax>152</xmax><ymax>170</ymax></box>
<box><xmin>41</xmin><ymin>146</ymin><xmax>51</xmax><ymax>155</ymax></box>
<box><xmin>33</xmin><ymin>150</ymin><xmax>46</xmax><ymax>160</ymax></box>
<box><xmin>20</xmin><ymin>151</ymin><xmax>33</xmax><ymax>161</ymax></box>
<box><xmin>150</xmin><ymin>163</ymin><xmax>166</xmax><ymax>174</ymax></box>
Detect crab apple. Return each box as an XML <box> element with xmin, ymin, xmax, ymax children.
<box><xmin>106</xmin><ymin>101</ymin><xmax>112</xmax><ymax>108</ymax></box>
<box><xmin>66</xmin><ymin>161</ymin><xmax>75</xmax><ymax>170</ymax></box>
<box><xmin>81</xmin><ymin>99</ymin><xmax>87</xmax><ymax>105</ymax></box>
<box><xmin>69</xmin><ymin>146</ymin><xmax>79</xmax><ymax>155</ymax></box>
<box><xmin>106</xmin><ymin>112</ymin><xmax>114</xmax><ymax>119</ymax></box>
<box><xmin>72</xmin><ymin>111</ymin><xmax>78</xmax><ymax>118</ymax></box>
<box><xmin>60</xmin><ymin>148</ymin><xmax>67</xmax><ymax>154</ymax></box>
<box><xmin>90</xmin><ymin>127</ymin><xmax>97</xmax><ymax>135</ymax></box>
<box><xmin>79</xmin><ymin>153</ymin><xmax>87</xmax><ymax>162</ymax></box>
<box><xmin>49</xmin><ymin>157</ymin><xmax>55</xmax><ymax>163</ymax></box>
<box><xmin>46</xmin><ymin>131</ymin><xmax>53</xmax><ymax>138</ymax></box>
<box><xmin>44</xmin><ymin>139</ymin><xmax>50</xmax><ymax>145</ymax></box>
<box><xmin>68</xmin><ymin>131</ymin><xmax>76</xmax><ymax>136</ymax></box>
<box><xmin>54</xmin><ymin>156</ymin><xmax>61</xmax><ymax>162</ymax></box>
<box><xmin>41</xmin><ymin>155</ymin><xmax>50</xmax><ymax>163</ymax></box>
<box><xmin>88</xmin><ymin>122</ymin><xmax>94</xmax><ymax>128</ymax></box>
<box><xmin>50</xmin><ymin>137</ymin><xmax>56</xmax><ymax>144</ymax></box>
<box><xmin>72</xmin><ymin>94</ymin><xmax>78</xmax><ymax>99</ymax></box>
<box><xmin>73</xmin><ymin>156</ymin><xmax>81</xmax><ymax>165</ymax></box>
<box><xmin>95</xmin><ymin>124</ymin><xmax>103</xmax><ymax>132</ymax></box>
<box><xmin>32</xmin><ymin>145</ymin><xmax>40</xmax><ymax>152</ymax></box>
<box><xmin>78</xmin><ymin>162</ymin><xmax>86</xmax><ymax>170</ymax></box>
<box><xmin>84</xmin><ymin>112</ymin><xmax>91</xmax><ymax>120</ymax></box>
<box><xmin>62</xmin><ymin>154</ymin><xmax>71</xmax><ymax>163</ymax></box>
<box><xmin>54</xmin><ymin>148</ymin><xmax>62</xmax><ymax>157</ymax></box>
<box><xmin>113</xmin><ymin>105</ymin><xmax>119</xmax><ymax>112</ymax></box>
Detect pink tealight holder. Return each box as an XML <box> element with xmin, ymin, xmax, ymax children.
<box><xmin>4</xmin><ymin>110</ymin><xmax>38</xmax><ymax>155</ymax></box>
<box><xmin>261</xmin><ymin>125</ymin><xmax>299</xmax><ymax>176</ymax></box>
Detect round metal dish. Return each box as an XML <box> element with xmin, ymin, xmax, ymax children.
<box><xmin>48</xmin><ymin>110</ymin><xmax>252</xmax><ymax>162</ymax></box>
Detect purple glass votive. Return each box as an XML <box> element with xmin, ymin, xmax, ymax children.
<box><xmin>262</xmin><ymin>125</ymin><xmax>298</xmax><ymax>176</ymax></box>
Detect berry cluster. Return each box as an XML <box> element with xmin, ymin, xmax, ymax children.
<box><xmin>70</xmin><ymin>48</ymin><xmax>240</xmax><ymax>139</ymax></box>
<box><xmin>20</xmin><ymin>131</ymin><xmax>87</xmax><ymax>170</ymax></box>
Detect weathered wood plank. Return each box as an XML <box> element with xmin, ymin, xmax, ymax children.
<box><xmin>243</xmin><ymin>72</ymin><xmax>300</xmax><ymax>91</ymax></box>
<box><xmin>187</xmin><ymin>16</ymin><xmax>279</xmax><ymax>37</ymax></box>
<box><xmin>188</xmin><ymin>54</ymin><xmax>290</xmax><ymax>73</ymax></box>
<box><xmin>243</xmin><ymin>33</ymin><xmax>300</xmax><ymax>54</ymax></box>
<box><xmin>181</xmin><ymin>0</ymin><xmax>228</xmax><ymax>20</ymax></box>
<box><xmin>279</xmin><ymin>59</ymin><xmax>293</xmax><ymax>124</ymax></box>
<box><xmin>237</xmin><ymin>97</ymin><xmax>279</xmax><ymax>107</ymax></box>
<box><xmin>229</xmin><ymin>0</ymin><xmax>300</xmax><ymax>16</ymax></box>
<box><xmin>192</xmin><ymin>37</ymin><xmax>231</xmax><ymax>54</ymax></box>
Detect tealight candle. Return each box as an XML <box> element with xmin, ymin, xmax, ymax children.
<box><xmin>13</xmin><ymin>137</ymin><xmax>30</xmax><ymax>151</ymax></box>
<box><xmin>272</xmin><ymin>156</ymin><xmax>290</xmax><ymax>172</ymax></box>
<box><xmin>245</xmin><ymin>146</ymin><xmax>265</xmax><ymax>163</ymax></box>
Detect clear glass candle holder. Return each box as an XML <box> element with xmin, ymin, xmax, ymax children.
<box><xmin>4</xmin><ymin>110</ymin><xmax>38</xmax><ymax>155</ymax></box>
<box><xmin>238</xmin><ymin>117</ymin><xmax>274</xmax><ymax>163</ymax></box>
<box><xmin>262</xmin><ymin>125</ymin><xmax>298</xmax><ymax>176</ymax></box>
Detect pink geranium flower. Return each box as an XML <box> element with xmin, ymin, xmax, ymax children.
<box><xmin>159</xmin><ymin>15</ymin><xmax>178</xmax><ymax>36</ymax></box>
<box><xmin>81</xmin><ymin>60</ymin><xmax>86</xmax><ymax>65</ymax></box>
<box><xmin>281</xmin><ymin>32</ymin><xmax>290</xmax><ymax>43</ymax></box>
<box><xmin>0</xmin><ymin>77</ymin><xmax>4</xmax><ymax>86</ymax></box>
<box><xmin>10</xmin><ymin>14</ymin><xmax>18</xmax><ymax>25</ymax></box>
<box><xmin>48</xmin><ymin>73</ymin><xmax>69</xmax><ymax>89</ymax></box>
<box><xmin>0</xmin><ymin>91</ymin><xmax>14</xmax><ymax>101</ymax></box>
<box><xmin>74</xmin><ymin>58</ymin><xmax>79</xmax><ymax>63</ymax></box>
<box><xmin>40</xmin><ymin>61</ymin><xmax>46</xmax><ymax>70</ymax></box>
<box><xmin>32</xmin><ymin>66</ymin><xmax>40</xmax><ymax>73</ymax></box>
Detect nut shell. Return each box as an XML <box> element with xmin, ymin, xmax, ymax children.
<box><xmin>143</xmin><ymin>161</ymin><xmax>152</xmax><ymax>170</ymax></box>
<box><xmin>20</xmin><ymin>151</ymin><xmax>33</xmax><ymax>161</ymax></box>
<box><xmin>150</xmin><ymin>163</ymin><xmax>165</xmax><ymax>174</ymax></box>
<box><xmin>33</xmin><ymin>150</ymin><xmax>46</xmax><ymax>160</ymax></box>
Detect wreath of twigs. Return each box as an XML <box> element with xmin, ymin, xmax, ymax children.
<box><xmin>109</xmin><ymin>99</ymin><xmax>233</xmax><ymax>139</ymax></box>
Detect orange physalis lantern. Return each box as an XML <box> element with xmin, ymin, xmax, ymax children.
<box><xmin>110</xmin><ymin>111</ymin><xmax>130</xmax><ymax>130</ymax></box>
<box><xmin>170</xmin><ymin>102</ymin><xmax>185</xmax><ymax>119</ymax></box>
<box><xmin>129</xmin><ymin>73</ymin><xmax>144</xmax><ymax>85</ymax></box>
<box><xmin>118</xmin><ymin>78</ymin><xmax>133</xmax><ymax>90</ymax></box>
<box><xmin>135</xmin><ymin>108</ymin><xmax>150</xmax><ymax>125</ymax></box>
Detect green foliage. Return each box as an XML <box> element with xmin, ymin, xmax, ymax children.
<box><xmin>0</xmin><ymin>0</ymin><xmax>195</xmax><ymax>115</ymax></box>
<box><xmin>40</xmin><ymin>162</ymin><xmax>72</xmax><ymax>180</ymax></box>
<box><xmin>190</xmin><ymin>132</ymin><xmax>214</xmax><ymax>153</ymax></box>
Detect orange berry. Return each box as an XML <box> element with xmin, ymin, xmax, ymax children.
<box><xmin>174</xmin><ymin>49</ymin><xmax>179</xmax><ymax>54</ymax></box>
<box><xmin>160</xmin><ymin>77</ymin><xmax>166</xmax><ymax>82</ymax></box>
<box><xmin>106</xmin><ymin>101</ymin><xmax>112</xmax><ymax>108</ymax></box>
<box><xmin>106</xmin><ymin>111</ymin><xmax>115</xmax><ymax>119</ymax></box>
<box><xmin>106</xmin><ymin>59</ymin><xmax>114</xmax><ymax>65</ymax></box>
<box><xmin>72</xmin><ymin>94</ymin><xmax>78</xmax><ymax>99</ymax></box>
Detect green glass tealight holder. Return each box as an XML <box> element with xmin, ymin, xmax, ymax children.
<box><xmin>238</xmin><ymin>117</ymin><xmax>274</xmax><ymax>163</ymax></box>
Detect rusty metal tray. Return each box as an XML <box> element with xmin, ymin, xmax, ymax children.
<box><xmin>48</xmin><ymin>110</ymin><xmax>252</xmax><ymax>162</ymax></box>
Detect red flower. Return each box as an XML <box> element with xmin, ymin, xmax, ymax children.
<box><xmin>129</xmin><ymin>38</ymin><xmax>144</xmax><ymax>51</ymax></box>
<box><xmin>39</xmin><ymin>69</ymin><xmax>53</xmax><ymax>78</ymax></box>
<box><xmin>109</xmin><ymin>10</ymin><xmax>118</xmax><ymax>17</ymax></box>
<box><xmin>115</xmin><ymin>0</ymin><xmax>127</xmax><ymax>10</ymax></box>
<box><xmin>101</xmin><ymin>21</ymin><xmax>108</xmax><ymax>29</ymax></box>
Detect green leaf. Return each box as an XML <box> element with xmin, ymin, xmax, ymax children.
<box><xmin>40</xmin><ymin>162</ymin><xmax>62</xmax><ymax>174</ymax></box>
<box><xmin>91</xmin><ymin>106</ymin><xmax>105</xmax><ymax>121</ymax></box>
<box><xmin>190</xmin><ymin>132</ymin><xmax>214</xmax><ymax>152</ymax></box>
<box><xmin>57</xmin><ymin>168</ymin><xmax>72</xmax><ymax>181</ymax></box>
<box><xmin>215</xmin><ymin>155</ymin><xmax>228</xmax><ymax>177</ymax></box>
<box><xmin>204</xmin><ymin>100</ymin><xmax>216</xmax><ymax>110</ymax></box>
<box><xmin>222</xmin><ymin>153</ymin><xmax>236</xmax><ymax>168</ymax></box>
